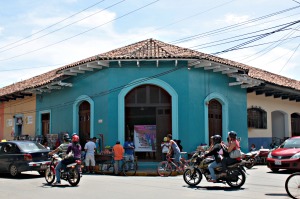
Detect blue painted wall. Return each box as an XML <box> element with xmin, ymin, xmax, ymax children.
<box><xmin>36</xmin><ymin>60</ymin><xmax>248</xmax><ymax>152</ymax></box>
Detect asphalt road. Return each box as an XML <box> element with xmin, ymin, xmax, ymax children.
<box><xmin>0</xmin><ymin>165</ymin><xmax>294</xmax><ymax>199</ymax></box>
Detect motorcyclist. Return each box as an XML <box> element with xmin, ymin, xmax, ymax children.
<box><xmin>220</xmin><ymin>131</ymin><xmax>241</xmax><ymax>177</ymax></box>
<box><xmin>61</xmin><ymin>135</ymin><xmax>82</xmax><ymax>172</ymax></box>
<box><xmin>48</xmin><ymin>134</ymin><xmax>70</xmax><ymax>185</ymax></box>
<box><xmin>203</xmin><ymin>135</ymin><xmax>223</xmax><ymax>182</ymax></box>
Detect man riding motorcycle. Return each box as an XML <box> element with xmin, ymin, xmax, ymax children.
<box><xmin>203</xmin><ymin>135</ymin><xmax>223</xmax><ymax>183</ymax></box>
<box><xmin>48</xmin><ymin>134</ymin><xmax>70</xmax><ymax>185</ymax></box>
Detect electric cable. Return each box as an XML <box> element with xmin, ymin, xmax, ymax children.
<box><xmin>0</xmin><ymin>0</ymin><xmax>159</xmax><ymax>62</ymax></box>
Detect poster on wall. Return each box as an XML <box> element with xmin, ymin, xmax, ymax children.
<box><xmin>6</xmin><ymin>119</ymin><xmax>13</xmax><ymax>127</ymax></box>
<box><xmin>26</xmin><ymin>116</ymin><xmax>33</xmax><ymax>124</ymax></box>
<box><xmin>134</xmin><ymin>125</ymin><xmax>156</xmax><ymax>152</ymax></box>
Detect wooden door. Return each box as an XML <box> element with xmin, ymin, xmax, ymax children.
<box><xmin>208</xmin><ymin>99</ymin><xmax>222</xmax><ymax>144</ymax></box>
<box><xmin>79</xmin><ymin>101</ymin><xmax>90</xmax><ymax>147</ymax></box>
<box><xmin>41</xmin><ymin>113</ymin><xmax>50</xmax><ymax>137</ymax></box>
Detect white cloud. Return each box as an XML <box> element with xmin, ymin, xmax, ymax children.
<box><xmin>223</xmin><ymin>14</ymin><xmax>250</xmax><ymax>25</ymax></box>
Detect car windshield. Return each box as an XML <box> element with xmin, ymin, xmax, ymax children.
<box><xmin>280</xmin><ymin>138</ymin><xmax>300</xmax><ymax>149</ymax></box>
<box><xmin>17</xmin><ymin>142</ymin><xmax>45</xmax><ymax>152</ymax></box>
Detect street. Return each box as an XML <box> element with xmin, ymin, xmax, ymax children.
<box><xmin>0</xmin><ymin>165</ymin><xmax>294</xmax><ymax>199</ymax></box>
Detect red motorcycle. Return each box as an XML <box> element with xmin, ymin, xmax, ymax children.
<box><xmin>43</xmin><ymin>154</ymin><xmax>82</xmax><ymax>186</ymax></box>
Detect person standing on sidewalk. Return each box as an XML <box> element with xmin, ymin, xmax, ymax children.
<box><xmin>113</xmin><ymin>140</ymin><xmax>124</xmax><ymax>175</ymax></box>
<box><xmin>84</xmin><ymin>137</ymin><xmax>97</xmax><ymax>174</ymax></box>
<box><xmin>124</xmin><ymin>136</ymin><xmax>135</xmax><ymax>170</ymax></box>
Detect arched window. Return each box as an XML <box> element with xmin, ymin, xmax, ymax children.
<box><xmin>247</xmin><ymin>107</ymin><xmax>267</xmax><ymax>129</ymax></box>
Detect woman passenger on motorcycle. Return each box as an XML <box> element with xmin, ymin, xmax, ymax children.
<box><xmin>204</xmin><ymin>135</ymin><xmax>223</xmax><ymax>183</ymax></box>
<box><xmin>220</xmin><ymin>131</ymin><xmax>241</xmax><ymax>177</ymax></box>
<box><xmin>61</xmin><ymin>135</ymin><xmax>82</xmax><ymax>171</ymax></box>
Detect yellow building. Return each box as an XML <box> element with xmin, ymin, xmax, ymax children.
<box><xmin>1</xmin><ymin>95</ymin><xmax>36</xmax><ymax>140</ymax></box>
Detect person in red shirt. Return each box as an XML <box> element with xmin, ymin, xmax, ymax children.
<box><xmin>112</xmin><ymin>140</ymin><xmax>124</xmax><ymax>175</ymax></box>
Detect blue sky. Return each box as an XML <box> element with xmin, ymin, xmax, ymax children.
<box><xmin>0</xmin><ymin>0</ymin><xmax>300</xmax><ymax>87</ymax></box>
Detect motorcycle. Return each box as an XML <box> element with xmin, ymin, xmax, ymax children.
<box><xmin>43</xmin><ymin>154</ymin><xmax>82</xmax><ymax>186</ymax></box>
<box><xmin>242</xmin><ymin>151</ymin><xmax>259</xmax><ymax>169</ymax></box>
<box><xmin>183</xmin><ymin>151</ymin><xmax>247</xmax><ymax>188</ymax></box>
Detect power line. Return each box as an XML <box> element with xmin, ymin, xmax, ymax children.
<box><xmin>0</xmin><ymin>0</ymin><xmax>159</xmax><ymax>62</ymax></box>
<box><xmin>212</xmin><ymin>20</ymin><xmax>300</xmax><ymax>55</ymax></box>
<box><xmin>170</xmin><ymin>5</ymin><xmax>300</xmax><ymax>45</ymax></box>
<box><xmin>0</xmin><ymin>0</ymin><xmax>125</xmax><ymax>55</ymax></box>
<box><xmin>278</xmin><ymin>42</ymin><xmax>300</xmax><ymax>73</ymax></box>
<box><xmin>0</xmin><ymin>0</ymin><xmax>106</xmax><ymax>51</ymax></box>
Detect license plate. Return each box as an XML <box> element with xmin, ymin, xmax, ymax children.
<box><xmin>40</xmin><ymin>164</ymin><xmax>48</xmax><ymax>170</ymax></box>
<box><xmin>275</xmin><ymin>160</ymin><xmax>281</xmax><ymax>165</ymax></box>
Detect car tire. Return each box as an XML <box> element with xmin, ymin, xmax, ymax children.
<box><xmin>38</xmin><ymin>171</ymin><xmax>45</xmax><ymax>176</ymax></box>
<box><xmin>271</xmin><ymin>168</ymin><xmax>279</xmax><ymax>173</ymax></box>
<box><xmin>9</xmin><ymin>164</ymin><xmax>19</xmax><ymax>177</ymax></box>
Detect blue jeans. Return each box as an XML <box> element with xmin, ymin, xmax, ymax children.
<box><xmin>124</xmin><ymin>154</ymin><xmax>134</xmax><ymax>169</ymax></box>
<box><xmin>208</xmin><ymin>161</ymin><xmax>222</xmax><ymax>180</ymax></box>
<box><xmin>55</xmin><ymin>161</ymin><xmax>62</xmax><ymax>182</ymax></box>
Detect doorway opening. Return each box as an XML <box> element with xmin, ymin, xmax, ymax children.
<box><xmin>79</xmin><ymin>101</ymin><xmax>91</xmax><ymax>148</ymax></box>
<box><xmin>125</xmin><ymin>85</ymin><xmax>171</xmax><ymax>161</ymax></box>
<box><xmin>41</xmin><ymin>113</ymin><xmax>50</xmax><ymax>137</ymax></box>
<box><xmin>208</xmin><ymin>99</ymin><xmax>222</xmax><ymax>145</ymax></box>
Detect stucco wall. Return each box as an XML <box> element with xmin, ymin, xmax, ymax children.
<box><xmin>247</xmin><ymin>92</ymin><xmax>300</xmax><ymax>149</ymax></box>
<box><xmin>2</xmin><ymin>96</ymin><xmax>36</xmax><ymax>140</ymax></box>
<box><xmin>36</xmin><ymin>61</ymin><xmax>248</xmax><ymax>152</ymax></box>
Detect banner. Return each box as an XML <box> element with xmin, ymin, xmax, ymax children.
<box><xmin>134</xmin><ymin>125</ymin><xmax>156</xmax><ymax>152</ymax></box>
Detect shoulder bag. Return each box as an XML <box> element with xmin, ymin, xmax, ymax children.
<box><xmin>229</xmin><ymin>149</ymin><xmax>242</xmax><ymax>159</ymax></box>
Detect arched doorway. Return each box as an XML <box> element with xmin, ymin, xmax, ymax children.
<box><xmin>291</xmin><ymin>113</ymin><xmax>300</xmax><ymax>137</ymax></box>
<box><xmin>208</xmin><ymin>99</ymin><xmax>222</xmax><ymax>144</ymax></box>
<box><xmin>271</xmin><ymin>111</ymin><xmax>287</xmax><ymax>141</ymax></box>
<box><xmin>125</xmin><ymin>84</ymin><xmax>171</xmax><ymax>161</ymax></box>
<box><xmin>79</xmin><ymin>101</ymin><xmax>90</xmax><ymax>148</ymax></box>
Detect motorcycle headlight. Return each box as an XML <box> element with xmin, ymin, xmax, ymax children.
<box><xmin>291</xmin><ymin>153</ymin><xmax>300</xmax><ymax>159</ymax></box>
<box><xmin>267</xmin><ymin>153</ymin><xmax>273</xmax><ymax>158</ymax></box>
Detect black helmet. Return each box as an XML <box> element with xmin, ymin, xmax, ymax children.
<box><xmin>228</xmin><ymin>131</ymin><xmax>237</xmax><ymax>139</ymax></box>
<box><xmin>212</xmin><ymin>135</ymin><xmax>222</xmax><ymax>144</ymax></box>
<box><xmin>63</xmin><ymin>134</ymin><xmax>70</xmax><ymax>142</ymax></box>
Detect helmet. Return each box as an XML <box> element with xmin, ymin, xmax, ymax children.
<box><xmin>63</xmin><ymin>134</ymin><xmax>70</xmax><ymax>142</ymax></box>
<box><xmin>72</xmin><ymin>135</ymin><xmax>79</xmax><ymax>143</ymax></box>
<box><xmin>228</xmin><ymin>131</ymin><xmax>237</xmax><ymax>139</ymax></box>
<box><xmin>212</xmin><ymin>135</ymin><xmax>222</xmax><ymax>144</ymax></box>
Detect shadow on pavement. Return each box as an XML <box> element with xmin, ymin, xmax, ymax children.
<box><xmin>0</xmin><ymin>173</ymin><xmax>42</xmax><ymax>180</ymax></box>
<box><xmin>183</xmin><ymin>184</ymin><xmax>245</xmax><ymax>192</ymax></box>
<box><xmin>41</xmin><ymin>182</ymin><xmax>78</xmax><ymax>188</ymax></box>
<box><xmin>265</xmin><ymin>193</ymin><xmax>289</xmax><ymax>197</ymax></box>
<box><xmin>267</xmin><ymin>170</ymin><xmax>295</xmax><ymax>175</ymax></box>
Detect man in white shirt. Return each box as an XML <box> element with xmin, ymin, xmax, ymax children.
<box><xmin>84</xmin><ymin>137</ymin><xmax>97</xmax><ymax>174</ymax></box>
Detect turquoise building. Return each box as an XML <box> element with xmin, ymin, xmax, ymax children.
<box><xmin>34</xmin><ymin>39</ymin><xmax>250</xmax><ymax>160</ymax></box>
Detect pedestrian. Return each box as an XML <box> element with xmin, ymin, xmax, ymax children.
<box><xmin>84</xmin><ymin>137</ymin><xmax>97</xmax><ymax>174</ymax></box>
<box><xmin>161</xmin><ymin>137</ymin><xmax>169</xmax><ymax>160</ymax></box>
<box><xmin>123</xmin><ymin>136</ymin><xmax>135</xmax><ymax>170</ymax></box>
<box><xmin>42</xmin><ymin>140</ymin><xmax>50</xmax><ymax>150</ymax></box>
<box><xmin>112</xmin><ymin>140</ymin><xmax>124</xmax><ymax>175</ymax></box>
<box><xmin>166</xmin><ymin>134</ymin><xmax>181</xmax><ymax>167</ymax></box>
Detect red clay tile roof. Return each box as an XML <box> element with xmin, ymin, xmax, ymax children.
<box><xmin>0</xmin><ymin>38</ymin><xmax>299</xmax><ymax>97</ymax></box>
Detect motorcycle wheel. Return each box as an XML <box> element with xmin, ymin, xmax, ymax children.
<box><xmin>45</xmin><ymin>167</ymin><xmax>55</xmax><ymax>184</ymax></box>
<box><xmin>245</xmin><ymin>158</ymin><xmax>255</xmax><ymax>169</ymax></box>
<box><xmin>183</xmin><ymin>168</ymin><xmax>202</xmax><ymax>186</ymax></box>
<box><xmin>226</xmin><ymin>168</ymin><xmax>246</xmax><ymax>188</ymax></box>
<box><xmin>67</xmin><ymin>168</ymin><xmax>81</xmax><ymax>186</ymax></box>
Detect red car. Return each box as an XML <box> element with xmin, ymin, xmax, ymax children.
<box><xmin>267</xmin><ymin>136</ymin><xmax>300</xmax><ymax>172</ymax></box>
